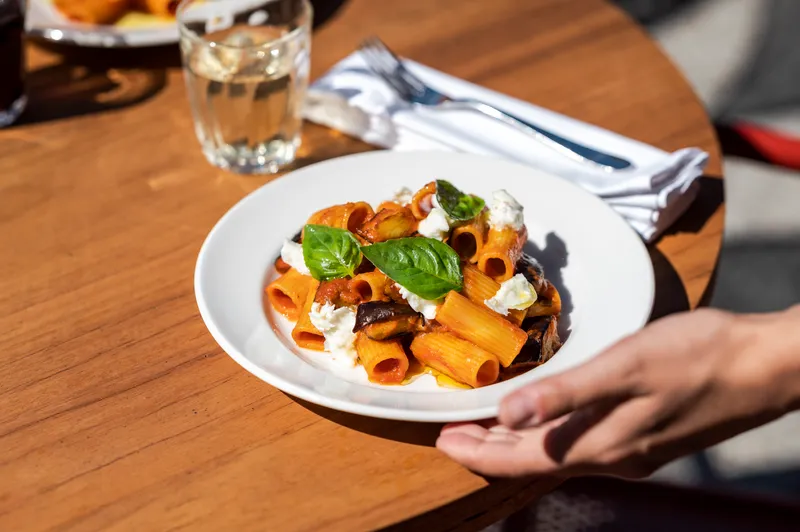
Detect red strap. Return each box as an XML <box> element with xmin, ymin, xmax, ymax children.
<box><xmin>733</xmin><ymin>122</ymin><xmax>800</xmax><ymax>169</ymax></box>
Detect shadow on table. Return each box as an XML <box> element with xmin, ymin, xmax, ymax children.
<box><xmin>660</xmin><ymin>176</ymin><xmax>724</xmax><ymax>237</ymax></box>
<box><xmin>645</xmin><ymin>175</ymin><xmax>725</xmax><ymax>318</ymax></box>
<box><xmin>18</xmin><ymin>42</ymin><xmax>178</xmax><ymax>126</ymax></box>
<box><xmin>648</xmin><ymin>245</ymin><xmax>690</xmax><ymax>319</ymax></box>
<box><xmin>17</xmin><ymin>0</ymin><xmax>351</xmax><ymax>126</ymax></box>
<box><xmin>293</xmin><ymin>397</ymin><xmax>442</xmax><ymax>447</ymax></box>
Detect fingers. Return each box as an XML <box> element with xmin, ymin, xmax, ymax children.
<box><xmin>436</xmin><ymin>424</ymin><xmax>547</xmax><ymax>477</ymax></box>
<box><xmin>499</xmin><ymin>337</ymin><xmax>643</xmax><ymax>429</ymax></box>
<box><xmin>437</xmin><ymin>400</ymin><xmax>659</xmax><ymax>478</ymax></box>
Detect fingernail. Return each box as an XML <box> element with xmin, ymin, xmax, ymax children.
<box><xmin>504</xmin><ymin>395</ymin><xmax>535</xmax><ymax>427</ymax></box>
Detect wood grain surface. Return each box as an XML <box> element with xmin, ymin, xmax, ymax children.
<box><xmin>0</xmin><ymin>0</ymin><xmax>723</xmax><ymax>530</ymax></box>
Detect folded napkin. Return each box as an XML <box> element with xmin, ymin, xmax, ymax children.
<box><xmin>302</xmin><ymin>53</ymin><xmax>709</xmax><ymax>242</ymax></box>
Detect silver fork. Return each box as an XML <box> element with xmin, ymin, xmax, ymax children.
<box><xmin>359</xmin><ymin>37</ymin><xmax>633</xmax><ymax>172</ymax></box>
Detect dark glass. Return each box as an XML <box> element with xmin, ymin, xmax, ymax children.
<box><xmin>0</xmin><ymin>0</ymin><xmax>25</xmax><ymax>127</ymax></box>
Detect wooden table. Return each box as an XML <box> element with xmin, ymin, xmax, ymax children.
<box><xmin>0</xmin><ymin>0</ymin><xmax>723</xmax><ymax>530</ymax></box>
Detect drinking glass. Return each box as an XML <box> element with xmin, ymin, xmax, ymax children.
<box><xmin>178</xmin><ymin>0</ymin><xmax>312</xmax><ymax>174</ymax></box>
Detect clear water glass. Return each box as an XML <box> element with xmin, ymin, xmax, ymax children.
<box><xmin>178</xmin><ymin>0</ymin><xmax>312</xmax><ymax>174</ymax></box>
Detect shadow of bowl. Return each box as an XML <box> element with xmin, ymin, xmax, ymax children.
<box><xmin>290</xmin><ymin>395</ymin><xmax>442</xmax><ymax>447</ymax></box>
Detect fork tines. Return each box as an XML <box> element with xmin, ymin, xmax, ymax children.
<box><xmin>358</xmin><ymin>37</ymin><xmax>427</xmax><ymax>100</ymax></box>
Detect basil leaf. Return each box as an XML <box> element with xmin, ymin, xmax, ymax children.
<box><xmin>302</xmin><ymin>224</ymin><xmax>362</xmax><ymax>281</ymax></box>
<box><xmin>436</xmin><ymin>180</ymin><xmax>485</xmax><ymax>221</ymax></box>
<box><xmin>361</xmin><ymin>237</ymin><xmax>463</xmax><ymax>300</ymax></box>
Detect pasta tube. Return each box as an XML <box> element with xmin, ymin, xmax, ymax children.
<box><xmin>410</xmin><ymin>332</ymin><xmax>499</xmax><ymax>388</ymax></box>
<box><xmin>54</xmin><ymin>0</ymin><xmax>130</xmax><ymax>24</ymax></box>
<box><xmin>291</xmin><ymin>280</ymin><xmax>324</xmax><ymax>350</ymax></box>
<box><xmin>357</xmin><ymin>206</ymin><xmax>417</xmax><ymax>242</ymax></box>
<box><xmin>450</xmin><ymin>211</ymin><xmax>487</xmax><ymax>263</ymax></box>
<box><xmin>376</xmin><ymin>201</ymin><xmax>403</xmax><ymax>212</ymax></box>
<box><xmin>435</xmin><ymin>291</ymin><xmax>527</xmax><ymax>367</ymax></box>
<box><xmin>349</xmin><ymin>271</ymin><xmax>389</xmax><ymax>302</ymax></box>
<box><xmin>461</xmin><ymin>264</ymin><xmax>526</xmax><ymax>326</ymax></box>
<box><xmin>477</xmin><ymin>225</ymin><xmax>528</xmax><ymax>282</ymax></box>
<box><xmin>355</xmin><ymin>333</ymin><xmax>409</xmax><ymax>384</ymax></box>
<box><xmin>265</xmin><ymin>268</ymin><xmax>316</xmax><ymax>321</ymax></box>
<box><xmin>410</xmin><ymin>182</ymin><xmax>436</xmax><ymax>220</ymax></box>
<box><xmin>306</xmin><ymin>202</ymin><xmax>374</xmax><ymax>234</ymax></box>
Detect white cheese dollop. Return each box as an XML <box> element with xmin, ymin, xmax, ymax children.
<box><xmin>488</xmin><ymin>189</ymin><xmax>524</xmax><ymax>231</ymax></box>
<box><xmin>392</xmin><ymin>186</ymin><xmax>414</xmax><ymax>206</ymax></box>
<box><xmin>280</xmin><ymin>240</ymin><xmax>310</xmax><ymax>275</ymax></box>
<box><xmin>308</xmin><ymin>302</ymin><xmax>358</xmax><ymax>366</ymax></box>
<box><xmin>417</xmin><ymin>207</ymin><xmax>451</xmax><ymax>241</ymax></box>
<box><xmin>484</xmin><ymin>274</ymin><xmax>538</xmax><ymax>315</ymax></box>
<box><xmin>396</xmin><ymin>284</ymin><xmax>440</xmax><ymax>320</ymax></box>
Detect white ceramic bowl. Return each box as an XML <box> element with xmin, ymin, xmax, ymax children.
<box><xmin>195</xmin><ymin>151</ymin><xmax>654</xmax><ymax>421</ymax></box>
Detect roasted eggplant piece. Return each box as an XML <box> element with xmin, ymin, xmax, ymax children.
<box><xmin>512</xmin><ymin>315</ymin><xmax>561</xmax><ymax>365</ymax></box>
<box><xmin>357</xmin><ymin>206</ymin><xmax>418</xmax><ymax>243</ymax></box>
<box><xmin>362</xmin><ymin>319</ymin><xmax>422</xmax><ymax>340</ymax></box>
<box><xmin>526</xmin><ymin>280</ymin><xmax>562</xmax><ymax>317</ymax></box>
<box><xmin>515</xmin><ymin>253</ymin><xmax>546</xmax><ymax>293</ymax></box>
<box><xmin>516</xmin><ymin>254</ymin><xmax>562</xmax><ymax>316</ymax></box>
<box><xmin>353</xmin><ymin>301</ymin><xmax>423</xmax><ymax>340</ymax></box>
<box><xmin>498</xmin><ymin>361</ymin><xmax>541</xmax><ymax>381</ymax></box>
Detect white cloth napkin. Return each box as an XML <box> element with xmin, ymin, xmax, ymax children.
<box><xmin>302</xmin><ymin>53</ymin><xmax>709</xmax><ymax>242</ymax></box>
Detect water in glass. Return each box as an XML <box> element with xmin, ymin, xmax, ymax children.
<box><xmin>179</xmin><ymin>1</ymin><xmax>311</xmax><ymax>174</ymax></box>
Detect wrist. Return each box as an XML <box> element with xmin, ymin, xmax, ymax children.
<box><xmin>753</xmin><ymin>306</ymin><xmax>800</xmax><ymax>415</ymax></box>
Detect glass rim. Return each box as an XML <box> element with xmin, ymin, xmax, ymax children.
<box><xmin>177</xmin><ymin>0</ymin><xmax>313</xmax><ymax>50</ymax></box>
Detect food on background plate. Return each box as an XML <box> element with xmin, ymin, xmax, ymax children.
<box><xmin>52</xmin><ymin>0</ymin><xmax>178</xmax><ymax>25</ymax></box>
<box><xmin>265</xmin><ymin>180</ymin><xmax>563</xmax><ymax>389</ymax></box>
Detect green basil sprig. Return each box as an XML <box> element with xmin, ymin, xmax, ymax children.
<box><xmin>361</xmin><ymin>237</ymin><xmax>462</xmax><ymax>300</ymax></box>
<box><xmin>435</xmin><ymin>180</ymin><xmax>485</xmax><ymax>221</ymax></box>
<box><xmin>302</xmin><ymin>224</ymin><xmax>362</xmax><ymax>281</ymax></box>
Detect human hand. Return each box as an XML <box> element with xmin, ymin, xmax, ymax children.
<box><xmin>436</xmin><ymin>308</ymin><xmax>800</xmax><ymax>478</ymax></box>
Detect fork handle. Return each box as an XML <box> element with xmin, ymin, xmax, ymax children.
<box><xmin>440</xmin><ymin>99</ymin><xmax>633</xmax><ymax>171</ymax></box>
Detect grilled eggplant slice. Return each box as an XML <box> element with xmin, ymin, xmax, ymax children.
<box><xmin>512</xmin><ymin>315</ymin><xmax>561</xmax><ymax>365</ymax></box>
<box><xmin>353</xmin><ymin>301</ymin><xmax>423</xmax><ymax>339</ymax></box>
<box><xmin>515</xmin><ymin>253</ymin><xmax>546</xmax><ymax>293</ymax></box>
<box><xmin>362</xmin><ymin>318</ymin><xmax>422</xmax><ymax>340</ymax></box>
<box><xmin>527</xmin><ymin>280</ymin><xmax>562</xmax><ymax>317</ymax></box>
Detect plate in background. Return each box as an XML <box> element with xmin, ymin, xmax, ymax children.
<box><xmin>27</xmin><ymin>0</ymin><xmax>178</xmax><ymax>47</ymax></box>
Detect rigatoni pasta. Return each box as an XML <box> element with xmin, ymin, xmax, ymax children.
<box><xmin>355</xmin><ymin>334</ymin><xmax>409</xmax><ymax>384</ymax></box>
<box><xmin>411</xmin><ymin>332</ymin><xmax>499</xmax><ymax>388</ymax></box>
<box><xmin>307</xmin><ymin>202</ymin><xmax>374</xmax><ymax>234</ymax></box>
<box><xmin>410</xmin><ymin>182</ymin><xmax>436</xmax><ymax>220</ymax></box>
<box><xmin>291</xmin><ymin>280</ymin><xmax>324</xmax><ymax>350</ymax></box>
<box><xmin>450</xmin><ymin>212</ymin><xmax>487</xmax><ymax>263</ymax></box>
<box><xmin>266</xmin><ymin>268</ymin><xmax>316</xmax><ymax>321</ymax></box>
<box><xmin>266</xmin><ymin>180</ymin><xmax>563</xmax><ymax>389</ymax></box>
<box><xmin>435</xmin><ymin>291</ymin><xmax>528</xmax><ymax>367</ymax></box>
<box><xmin>461</xmin><ymin>265</ymin><xmax>526</xmax><ymax>326</ymax></box>
<box><xmin>349</xmin><ymin>271</ymin><xmax>389</xmax><ymax>302</ymax></box>
<box><xmin>477</xmin><ymin>226</ymin><xmax>528</xmax><ymax>282</ymax></box>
